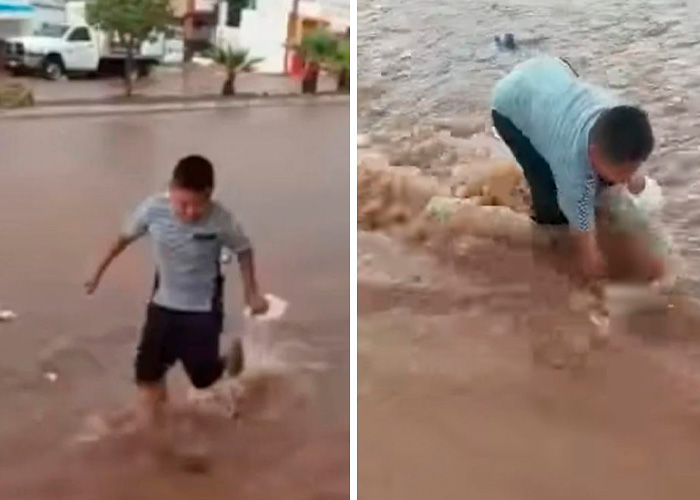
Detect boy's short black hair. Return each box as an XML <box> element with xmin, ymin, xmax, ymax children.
<box><xmin>172</xmin><ymin>155</ymin><xmax>214</xmax><ymax>192</ymax></box>
<box><xmin>590</xmin><ymin>105</ymin><xmax>654</xmax><ymax>164</ymax></box>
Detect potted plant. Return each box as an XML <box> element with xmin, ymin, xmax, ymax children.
<box><xmin>210</xmin><ymin>46</ymin><xmax>262</xmax><ymax>96</ymax></box>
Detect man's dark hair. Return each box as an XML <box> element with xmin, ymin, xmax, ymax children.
<box><xmin>172</xmin><ymin>155</ymin><xmax>214</xmax><ymax>192</ymax></box>
<box><xmin>590</xmin><ymin>105</ymin><xmax>654</xmax><ymax>164</ymax></box>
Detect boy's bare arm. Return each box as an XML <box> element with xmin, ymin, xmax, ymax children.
<box><xmin>237</xmin><ymin>248</ymin><xmax>269</xmax><ymax>314</ymax></box>
<box><xmin>85</xmin><ymin>235</ymin><xmax>134</xmax><ymax>294</ymax></box>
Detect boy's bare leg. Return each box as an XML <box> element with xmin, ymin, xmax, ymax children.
<box><xmin>137</xmin><ymin>382</ymin><xmax>168</xmax><ymax>429</ymax></box>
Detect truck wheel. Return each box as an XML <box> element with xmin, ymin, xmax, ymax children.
<box><xmin>43</xmin><ymin>56</ymin><xmax>64</xmax><ymax>81</ymax></box>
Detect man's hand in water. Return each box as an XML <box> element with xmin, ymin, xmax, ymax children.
<box><xmin>581</xmin><ymin>245</ymin><xmax>607</xmax><ymax>280</ymax></box>
<box><xmin>246</xmin><ymin>293</ymin><xmax>269</xmax><ymax>315</ymax></box>
<box><xmin>627</xmin><ymin>173</ymin><xmax>646</xmax><ymax>195</ymax></box>
<box><xmin>572</xmin><ymin>229</ymin><xmax>607</xmax><ymax>280</ymax></box>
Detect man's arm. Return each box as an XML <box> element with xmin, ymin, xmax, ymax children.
<box><xmin>570</xmin><ymin>229</ymin><xmax>607</xmax><ymax>280</ymax></box>
<box><xmin>563</xmin><ymin>174</ymin><xmax>606</xmax><ymax>280</ymax></box>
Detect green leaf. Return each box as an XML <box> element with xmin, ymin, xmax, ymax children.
<box><xmin>209</xmin><ymin>46</ymin><xmax>262</xmax><ymax>73</ymax></box>
<box><xmin>299</xmin><ymin>28</ymin><xmax>338</xmax><ymax>63</ymax></box>
<box><xmin>87</xmin><ymin>0</ymin><xmax>173</xmax><ymax>42</ymax></box>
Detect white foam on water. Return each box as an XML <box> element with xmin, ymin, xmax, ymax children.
<box><xmin>188</xmin><ymin>295</ymin><xmax>327</xmax><ymax>419</ymax></box>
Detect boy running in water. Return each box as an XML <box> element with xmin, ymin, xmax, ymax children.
<box><xmin>85</xmin><ymin>155</ymin><xmax>268</xmax><ymax>425</ymax></box>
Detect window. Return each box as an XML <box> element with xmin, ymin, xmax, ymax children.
<box><xmin>35</xmin><ymin>24</ymin><xmax>69</xmax><ymax>38</ymax></box>
<box><xmin>225</xmin><ymin>0</ymin><xmax>255</xmax><ymax>27</ymax></box>
<box><xmin>226</xmin><ymin>3</ymin><xmax>242</xmax><ymax>27</ymax></box>
<box><xmin>68</xmin><ymin>27</ymin><xmax>91</xmax><ymax>42</ymax></box>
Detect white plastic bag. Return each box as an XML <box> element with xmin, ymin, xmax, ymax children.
<box><xmin>599</xmin><ymin>176</ymin><xmax>670</xmax><ymax>257</ymax></box>
<box><xmin>239</xmin><ymin>294</ymin><xmax>290</xmax><ymax>372</ymax></box>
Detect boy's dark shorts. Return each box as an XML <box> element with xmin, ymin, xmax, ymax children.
<box><xmin>135</xmin><ymin>303</ymin><xmax>224</xmax><ymax>389</ymax></box>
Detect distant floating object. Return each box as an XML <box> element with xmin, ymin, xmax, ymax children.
<box><xmin>495</xmin><ymin>33</ymin><xmax>517</xmax><ymax>51</ymax></box>
<box><xmin>0</xmin><ymin>309</ymin><xmax>17</xmax><ymax>322</ymax></box>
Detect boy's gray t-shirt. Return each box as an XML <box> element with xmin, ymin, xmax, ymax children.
<box><xmin>122</xmin><ymin>194</ymin><xmax>251</xmax><ymax>312</ymax></box>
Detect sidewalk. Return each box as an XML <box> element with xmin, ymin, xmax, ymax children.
<box><xmin>0</xmin><ymin>93</ymin><xmax>349</xmax><ymax>120</ymax></box>
<box><xmin>0</xmin><ymin>64</ymin><xmax>338</xmax><ymax>106</ymax></box>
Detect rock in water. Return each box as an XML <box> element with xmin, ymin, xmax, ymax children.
<box><xmin>495</xmin><ymin>33</ymin><xmax>517</xmax><ymax>51</ymax></box>
<box><xmin>503</xmin><ymin>33</ymin><xmax>516</xmax><ymax>50</ymax></box>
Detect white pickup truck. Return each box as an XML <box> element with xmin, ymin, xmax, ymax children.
<box><xmin>3</xmin><ymin>2</ymin><xmax>182</xmax><ymax>80</ymax></box>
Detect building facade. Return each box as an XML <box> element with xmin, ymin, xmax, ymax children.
<box><xmin>175</xmin><ymin>0</ymin><xmax>348</xmax><ymax>73</ymax></box>
<box><xmin>0</xmin><ymin>0</ymin><xmax>66</xmax><ymax>40</ymax></box>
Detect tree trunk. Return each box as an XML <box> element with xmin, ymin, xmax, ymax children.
<box><xmin>222</xmin><ymin>70</ymin><xmax>236</xmax><ymax>96</ymax></box>
<box><xmin>302</xmin><ymin>61</ymin><xmax>319</xmax><ymax>94</ymax></box>
<box><xmin>124</xmin><ymin>41</ymin><xmax>135</xmax><ymax>98</ymax></box>
<box><xmin>337</xmin><ymin>68</ymin><xmax>350</xmax><ymax>93</ymax></box>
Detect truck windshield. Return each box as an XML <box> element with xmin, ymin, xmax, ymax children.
<box><xmin>35</xmin><ymin>25</ymin><xmax>70</xmax><ymax>38</ymax></box>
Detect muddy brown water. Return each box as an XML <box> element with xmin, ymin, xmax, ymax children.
<box><xmin>358</xmin><ymin>231</ymin><xmax>700</xmax><ymax>500</ymax></box>
<box><xmin>0</xmin><ymin>104</ymin><xmax>349</xmax><ymax>498</ymax></box>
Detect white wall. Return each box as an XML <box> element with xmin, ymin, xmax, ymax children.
<box><xmin>214</xmin><ymin>2</ymin><xmax>240</xmax><ymax>51</ymax></box>
<box><xmin>216</xmin><ymin>0</ymin><xmax>291</xmax><ymax>74</ymax></box>
<box><xmin>238</xmin><ymin>0</ymin><xmax>290</xmax><ymax>73</ymax></box>
<box><xmin>215</xmin><ymin>0</ymin><xmax>349</xmax><ymax>74</ymax></box>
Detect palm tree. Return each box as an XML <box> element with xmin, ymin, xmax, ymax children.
<box><xmin>210</xmin><ymin>46</ymin><xmax>263</xmax><ymax>96</ymax></box>
<box><xmin>327</xmin><ymin>39</ymin><xmax>350</xmax><ymax>93</ymax></box>
<box><xmin>298</xmin><ymin>29</ymin><xmax>338</xmax><ymax>94</ymax></box>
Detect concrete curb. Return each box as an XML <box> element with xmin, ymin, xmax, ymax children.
<box><xmin>0</xmin><ymin>93</ymin><xmax>349</xmax><ymax>120</ymax></box>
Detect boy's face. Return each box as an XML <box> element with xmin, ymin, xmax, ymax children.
<box><xmin>589</xmin><ymin>144</ymin><xmax>640</xmax><ymax>184</ymax></box>
<box><xmin>169</xmin><ymin>185</ymin><xmax>212</xmax><ymax>223</ymax></box>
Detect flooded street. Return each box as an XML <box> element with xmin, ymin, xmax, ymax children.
<box><xmin>0</xmin><ymin>104</ymin><xmax>349</xmax><ymax>498</ymax></box>
<box><xmin>359</xmin><ymin>0</ymin><xmax>700</xmax><ymax>498</ymax></box>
